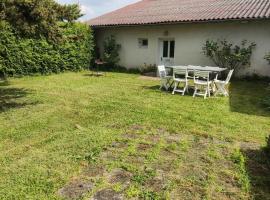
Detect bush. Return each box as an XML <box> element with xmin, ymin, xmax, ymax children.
<box><xmin>0</xmin><ymin>21</ymin><xmax>93</xmax><ymax>77</ymax></box>
<box><xmin>103</xmin><ymin>35</ymin><xmax>121</xmax><ymax>67</ymax></box>
<box><xmin>266</xmin><ymin>135</ymin><xmax>270</xmax><ymax>159</ymax></box>
<box><xmin>265</xmin><ymin>53</ymin><xmax>270</xmax><ymax>64</ymax></box>
<box><xmin>139</xmin><ymin>63</ymin><xmax>157</xmax><ymax>74</ymax></box>
<box><xmin>202</xmin><ymin>39</ymin><xmax>256</xmax><ymax>73</ymax></box>
<box><xmin>261</xmin><ymin>86</ymin><xmax>270</xmax><ymax>110</ymax></box>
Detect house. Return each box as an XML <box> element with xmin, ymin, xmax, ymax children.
<box><xmin>87</xmin><ymin>0</ymin><xmax>270</xmax><ymax>76</ymax></box>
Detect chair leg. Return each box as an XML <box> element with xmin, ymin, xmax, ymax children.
<box><xmin>172</xmin><ymin>82</ymin><xmax>177</xmax><ymax>95</ymax></box>
<box><xmin>182</xmin><ymin>86</ymin><xmax>186</xmax><ymax>96</ymax></box>
<box><xmin>193</xmin><ymin>87</ymin><xmax>197</xmax><ymax>98</ymax></box>
<box><xmin>204</xmin><ymin>89</ymin><xmax>207</xmax><ymax>99</ymax></box>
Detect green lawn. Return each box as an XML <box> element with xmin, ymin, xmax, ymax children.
<box><xmin>0</xmin><ymin>71</ymin><xmax>269</xmax><ymax>200</ymax></box>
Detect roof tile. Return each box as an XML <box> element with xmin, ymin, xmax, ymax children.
<box><xmin>87</xmin><ymin>0</ymin><xmax>270</xmax><ymax>27</ymax></box>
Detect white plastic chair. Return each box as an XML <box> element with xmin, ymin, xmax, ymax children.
<box><xmin>214</xmin><ymin>69</ymin><xmax>234</xmax><ymax>96</ymax></box>
<box><xmin>193</xmin><ymin>70</ymin><xmax>212</xmax><ymax>99</ymax></box>
<box><xmin>157</xmin><ymin>65</ymin><xmax>173</xmax><ymax>91</ymax></box>
<box><xmin>172</xmin><ymin>68</ymin><xmax>188</xmax><ymax>96</ymax></box>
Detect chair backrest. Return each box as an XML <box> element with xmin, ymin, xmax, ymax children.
<box><xmin>194</xmin><ymin>70</ymin><xmax>210</xmax><ymax>81</ymax></box>
<box><xmin>173</xmin><ymin>68</ymin><xmax>187</xmax><ymax>79</ymax></box>
<box><xmin>157</xmin><ymin>65</ymin><xmax>166</xmax><ymax>78</ymax></box>
<box><xmin>225</xmin><ymin>69</ymin><xmax>234</xmax><ymax>84</ymax></box>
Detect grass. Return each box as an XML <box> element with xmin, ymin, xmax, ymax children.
<box><xmin>0</xmin><ymin>71</ymin><xmax>269</xmax><ymax>200</ymax></box>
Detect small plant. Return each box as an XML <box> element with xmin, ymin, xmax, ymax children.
<box><xmin>264</xmin><ymin>53</ymin><xmax>270</xmax><ymax>64</ymax></box>
<box><xmin>103</xmin><ymin>35</ymin><xmax>121</xmax><ymax>67</ymax></box>
<box><xmin>126</xmin><ymin>185</ymin><xmax>140</xmax><ymax>198</ymax></box>
<box><xmin>265</xmin><ymin>135</ymin><xmax>270</xmax><ymax>158</ymax></box>
<box><xmin>84</xmin><ymin>147</ymin><xmax>101</xmax><ymax>163</ymax></box>
<box><xmin>261</xmin><ymin>86</ymin><xmax>270</xmax><ymax>110</ymax></box>
<box><xmin>202</xmin><ymin>39</ymin><xmax>256</xmax><ymax>73</ymax></box>
<box><xmin>139</xmin><ymin>63</ymin><xmax>157</xmax><ymax>75</ymax></box>
<box><xmin>139</xmin><ymin>190</ymin><xmax>161</xmax><ymax>200</ymax></box>
<box><xmin>231</xmin><ymin>149</ymin><xmax>250</xmax><ymax>192</ymax></box>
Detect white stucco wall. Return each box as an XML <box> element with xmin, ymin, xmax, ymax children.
<box><xmin>94</xmin><ymin>20</ymin><xmax>270</xmax><ymax>76</ymax></box>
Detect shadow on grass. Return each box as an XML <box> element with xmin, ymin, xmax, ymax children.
<box><xmin>0</xmin><ymin>81</ymin><xmax>37</xmax><ymax>112</ymax></box>
<box><xmin>241</xmin><ymin>145</ymin><xmax>270</xmax><ymax>200</ymax></box>
<box><xmin>83</xmin><ymin>73</ymin><xmax>105</xmax><ymax>77</ymax></box>
<box><xmin>229</xmin><ymin>80</ymin><xmax>270</xmax><ymax>117</ymax></box>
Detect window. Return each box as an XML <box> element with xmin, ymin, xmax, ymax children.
<box><xmin>170</xmin><ymin>41</ymin><xmax>175</xmax><ymax>58</ymax></box>
<box><xmin>162</xmin><ymin>40</ymin><xmax>175</xmax><ymax>58</ymax></box>
<box><xmin>138</xmin><ymin>38</ymin><xmax>148</xmax><ymax>48</ymax></box>
<box><xmin>163</xmin><ymin>41</ymin><xmax>168</xmax><ymax>57</ymax></box>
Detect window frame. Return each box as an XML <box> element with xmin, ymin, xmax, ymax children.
<box><xmin>138</xmin><ymin>38</ymin><xmax>148</xmax><ymax>48</ymax></box>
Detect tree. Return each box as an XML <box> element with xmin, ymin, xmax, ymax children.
<box><xmin>0</xmin><ymin>0</ymin><xmax>82</xmax><ymax>41</ymax></box>
<box><xmin>103</xmin><ymin>35</ymin><xmax>121</xmax><ymax>67</ymax></box>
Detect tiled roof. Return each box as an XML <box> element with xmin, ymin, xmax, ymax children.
<box><xmin>87</xmin><ymin>0</ymin><xmax>270</xmax><ymax>27</ymax></box>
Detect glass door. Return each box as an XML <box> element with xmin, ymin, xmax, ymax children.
<box><xmin>160</xmin><ymin>39</ymin><xmax>175</xmax><ymax>66</ymax></box>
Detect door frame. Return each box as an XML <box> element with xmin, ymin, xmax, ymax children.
<box><xmin>158</xmin><ymin>38</ymin><xmax>175</xmax><ymax>66</ymax></box>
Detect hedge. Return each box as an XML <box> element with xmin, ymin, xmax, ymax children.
<box><xmin>0</xmin><ymin>21</ymin><xmax>94</xmax><ymax>77</ymax></box>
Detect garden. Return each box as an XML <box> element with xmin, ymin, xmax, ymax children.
<box><xmin>0</xmin><ymin>1</ymin><xmax>270</xmax><ymax>200</ymax></box>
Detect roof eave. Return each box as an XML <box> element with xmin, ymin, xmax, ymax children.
<box><xmin>88</xmin><ymin>17</ymin><xmax>270</xmax><ymax>28</ymax></box>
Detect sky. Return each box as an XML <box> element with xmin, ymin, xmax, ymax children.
<box><xmin>57</xmin><ymin>0</ymin><xmax>141</xmax><ymax>21</ymax></box>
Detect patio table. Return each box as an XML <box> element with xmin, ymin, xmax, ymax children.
<box><xmin>166</xmin><ymin>65</ymin><xmax>227</xmax><ymax>93</ymax></box>
<box><xmin>167</xmin><ymin>65</ymin><xmax>227</xmax><ymax>73</ymax></box>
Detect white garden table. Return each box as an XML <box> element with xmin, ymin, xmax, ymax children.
<box><xmin>167</xmin><ymin>65</ymin><xmax>227</xmax><ymax>73</ymax></box>
<box><xmin>166</xmin><ymin>65</ymin><xmax>227</xmax><ymax>94</ymax></box>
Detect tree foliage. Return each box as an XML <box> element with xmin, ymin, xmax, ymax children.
<box><xmin>0</xmin><ymin>0</ymin><xmax>94</xmax><ymax>78</ymax></box>
<box><xmin>0</xmin><ymin>0</ymin><xmax>82</xmax><ymax>41</ymax></box>
<box><xmin>0</xmin><ymin>21</ymin><xmax>93</xmax><ymax>77</ymax></box>
<box><xmin>103</xmin><ymin>35</ymin><xmax>121</xmax><ymax>67</ymax></box>
<box><xmin>202</xmin><ymin>39</ymin><xmax>256</xmax><ymax>72</ymax></box>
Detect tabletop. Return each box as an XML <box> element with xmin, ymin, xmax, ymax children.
<box><xmin>167</xmin><ymin>65</ymin><xmax>227</xmax><ymax>72</ymax></box>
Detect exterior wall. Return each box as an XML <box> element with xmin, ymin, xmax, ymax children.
<box><xmin>94</xmin><ymin>20</ymin><xmax>270</xmax><ymax>76</ymax></box>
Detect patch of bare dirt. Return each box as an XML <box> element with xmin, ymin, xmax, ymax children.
<box><xmin>164</xmin><ymin>134</ymin><xmax>182</xmax><ymax>144</ymax></box>
<box><xmin>91</xmin><ymin>188</ymin><xmax>124</xmax><ymax>200</ymax></box>
<box><xmin>58</xmin><ymin>179</ymin><xmax>93</xmax><ymax>200</ymax></box>
<box><xmin>110</xmin><ymin>140</ymin><xmax>129</xmax><ymax>149</ymax></box>
<box><xmin>129</xmin><ymin>124</ymin><xmax>145</xmax><ymax>131</ymax></box>
<box><xmin>127</xmin><ymin>155</ymin><xmax>145</xmax><ymax>167</ymax></box>
<box><xmin>144</xmin><ymin>134</ymin><xmax>161</xmax><ymax>143</ymax></box>
<box><xmin>107</xmin><ymin>168</ymin><xmax>133</xmax><ymax>186</ymax></box>
<box><xmin>137</xmin><ymin>143</ymin><xmax>153</xmax><ymax>151</ymax></box>
<box><xmin>82</xmin><ymin>164</ymin><xmax>105</xmax><ymax>178</ymax></box>
<box><xmin>144</xmin><ymin>177</ymin><xmax>166</xmax><ymax>192</ymax></box>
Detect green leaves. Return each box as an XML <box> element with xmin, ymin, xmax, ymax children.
<box><xmin>1</xmin><ymin>0</ymin><xmax>82</xmax><ymax>41</ymax></box>
<box><xmin>103</xmin><ymin>35</ymin><xmax>121</xmax><ymax>67</ymax></box>
<box><xmin>264</xmin><ymin>53</ymin><xmax>270</xmax><ymax>64</ymax></box>
<box><xmin>0</xmin><ymin>21</ymin><xmax>94</xmax><ymax>77</ymax></box>
<box><xmin>202</xmin><ymin>39</ymin><xmax>256</xmax><ymax>73</ymax></box>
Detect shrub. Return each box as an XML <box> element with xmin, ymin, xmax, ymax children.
<box><xmin>261</xmin><ymin>86</ymin><xmax>270</xmax><ymax>110</ymax></box>
<box><xmin>139</xmin><ymin>63</ymin><xmax>157</xmax><ymax>75</ymax></box>
<box><xmin>265</xmin><ymin>53</ymin><xmax>270</xmax><ymax>64</ymax></box>
<box><xmin>0</xmin><ymin>21</ymin><xmax>93</xmax><ymax>77</ymax></box>
<box><xmin>103</xmin><ymin>35</ymin><xmax>121</xmax><ymax>67</ymax></box>
<box><xmin>266</xmin><ymin>136</ymin><xmax>270</xmax><ymax>158</ymax></box>
<box><xmin>202</xmin><ymin>39</ymin><xmax>256</xmax><ymax>73</ymax></box>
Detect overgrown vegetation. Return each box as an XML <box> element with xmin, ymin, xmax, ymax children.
<box><xmin>202</xmin><ymin>39</ymin><xmax>256</xmax><ymax>72</ymax></box>
<box><xmin>0</xmin><ymin>0</ymin><xmax>93</xmax><ymax>78</ymax></box>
